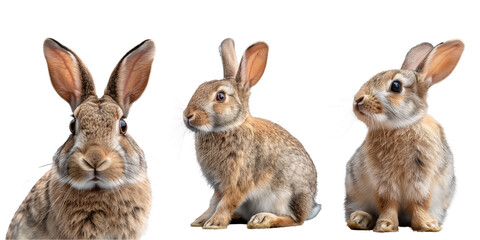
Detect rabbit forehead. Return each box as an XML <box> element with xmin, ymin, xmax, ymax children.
<box><xmin>74</xmin><ymin>97</ymin><xmax>123</xmax><ymax>119</ymax></box>
<box><xmin>73</xmin><ymin>97</ymin><xmax>122</xmax><ymax>141</ymax></box>
<box><xmin>199</xmin><ymin>79</ymin><xmax>235</xmax><ymax>94</ymax></box>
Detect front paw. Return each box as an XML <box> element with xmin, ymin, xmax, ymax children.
<box><xmin>374</xmin><ymin>219</ymin><xmax>398</xmax><ymax>232</ymax></box>
<box><xmin>412</xmin><ymin>220</ymin><xmax>442</xmax><ymax>232</ymax></box>
<box><xmin>203</xmin><ymin>216</ymin><xmax>229</xmax><ymax>229</ymax></box>
<box><xmin>191</xmin><ymin>218</ymin><xmax>207</xmax><ymax>227</ymax></box>
<box><xmin>347</xmin><ymin>211</ymin><xmax>374</xmax><ymax>230</ymax></box>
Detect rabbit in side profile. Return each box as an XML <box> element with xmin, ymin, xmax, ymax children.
<box><xmin>6</xmin><ymin>38</ymin><xmax>155</xmax><ymax>239</ymax></box>
<box><xmin>345</xmin><ymin>40</ymin><xmax>464</xmax><ymax>232</ymax></box>
<box><xmin>183</xmin><ymin>38</ymin><xmax>321</xmax><ymax>229</ymax></box>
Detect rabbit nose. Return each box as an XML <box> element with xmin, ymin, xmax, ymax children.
<box><xmin>183</xmin><ymin>107</ymin><xmax>195</xmax><ymax>122</ymax></box>
<box><xmin>355</xmin><ymin>96</ymin><xmax>365</xmax><ymax>104</ymax></box>
<box><xmin>184</xmin><ymin>112</ymin><xmax>195</xmax><ymax>124</ymax></box>
<box><xmin>83</xmin><ymin>145</ymin><xmax>110</xmax><ymax>171</ymax></box>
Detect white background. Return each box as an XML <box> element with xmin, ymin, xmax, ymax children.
<box><xmin>1</xmin><ymin>1</ymin><xmax>478</xmax><ymax>239</ymax></box>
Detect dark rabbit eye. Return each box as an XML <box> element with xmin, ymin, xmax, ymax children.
<box><xmin>390</xmin><ymin>80</ymin><xmax>402</xmax><ymax>93</ymax></box>
<box><xmin>216</xmin><ymin>91</ymin><xmax>226</xmax><ymax>102</ymax></box>
<box><xmin>119</xmin><ymin>119</ymin><xmax>127</xmax><ymax>135</ymax></box>
<box><xmin>69</xmin><ymin>118</ymin><xmax>76</xmax><ymax>134</ymax></box>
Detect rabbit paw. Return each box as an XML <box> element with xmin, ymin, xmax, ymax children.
<box><xmin>202</xmin><ymin>216</ymin><xmax>228</xmax><ymax>229</ymax></box>
<box><xmin>412</xmin><ymin>220</ymin><xmax>442</xmax><ymax>232</ymax></box>
<box><xmin>347</xmin><ymin>211</ymin><xmax>374</xmax><ymax>230</ymax></box>
<box><xmin>191</xmin><ymin>217</ymin><xmax>207</xmax><ymax>227</ymax></box>
<box><xmin>374</xmin><ymin>219</ymin><xmax>398</xmax><ymax>232</ymax></box>
<box><xmin>247</xmin><ymin>213</ymin><xmax>277</xmax><ymax>229</ymax></box>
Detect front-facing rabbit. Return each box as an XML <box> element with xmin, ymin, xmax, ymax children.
<box><xmin>183</xmin><ymin>38</ymin><xmax>321</xmax><ymax>229</ymax></box>
<box><xmin>6</xmin><ymin>38</ymin><xmax>155</xmax><ymax>239</ymax></box>
<box><xmin>345</xmin><ymin>40</ymin><xmax>464</xmax><ymax>232</ymax></box>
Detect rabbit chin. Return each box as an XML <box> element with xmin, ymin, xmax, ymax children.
<box><xmin>362</xmin><ymin>112</ymin><xmax>425</xmax><ymax>130</ymax></box>
<box><xmin>187</xmin><ymin>123</ymin><xmax>214</xmax><ymax>133</ymax></box>
<box><xmin>68</xmin><ymin>178</ymin><xmax>125</xmax><ymax>190</ymax></box>
<box><xmin>189</xmin><ymin>120</ymin><xmax>244</xmax><ymax>134</ymax></box>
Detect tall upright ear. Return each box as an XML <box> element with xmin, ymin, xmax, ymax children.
<box><xmin>44</xmin><ymin>38</ymin><xmax>96</xmax><ymax>111</ymax></box>
<box><xmin>219</xmin><ymin>38</ymin><xmax>238</xmax><ymax>79</ymax></box>
<box><xmin>236</xmin><ymin>42</ymin><xmax>268</xmax><ymax>89</ymax></box>
<box><xmin>401</xmin><ymin>42</ymin><xmax>434</xmax><ymax>70</ymax></box>
<box><xmin>104</xmin><ymin>40</ymin><xmax>155</xmax><ymax>117</ymax></box>
<box><xmin>416</xmin><ymin>40</ymin><xmax>464</xmax><ymax>88</ymax></box>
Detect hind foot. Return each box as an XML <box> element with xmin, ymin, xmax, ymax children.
<box><xmin>412</xmin><ymin>219</ymin><xmax>442</xmax><ymax>232</ymax></box>
<box><xmin>191</xmin><ymin>218</ymin><xmax>207</xmax><ymax>227</ymax></box>
<box><xmin>374</xmin><ymin>219</ymin><xmax>398</xmax><ymax>232</ymax></box>
<box><xmin>347</xmin><ymin>211</ymin><xmax>374</xmax><ymax>230</ymax></box>
<box><xmin>202</xmin><ymin>215</ymin><xmax>229</xmax><ymax>229</ymax></box>
<box><xmin>247</xmin><ymin>213</ymin><xmax>299</xmax><ymax>229</ymax></box>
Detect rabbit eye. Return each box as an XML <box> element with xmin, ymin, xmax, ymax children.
<box><xmin>216</xmin><ymin>91</ymin><xmax>226</xmax><ymax>102</ymax></box>
<box><xmin>69</xmin><ymin>118</ymin><xmax>76</xmax><ymax>134</ymax></box>
<box><xmin>119</xmin><ymin>119</ymin><xmax>127</xmax><ymax>135</ymax></box>
<box><xmin>390</xmin><ymin>80</ymin><xmax>402</xmax><ymax>93</ymax></box>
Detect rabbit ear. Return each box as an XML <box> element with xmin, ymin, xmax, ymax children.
<box><xmin>44</xmin><ymin>38</ymin><xmax>96</xmax><ymax>111</ymax></box>
<box><xmin>220</xmin><ymin>38</ymin><xmax>238</xmax><ymax>79</ymax></box>
<box><xmin>401</xmin><ymin>42</ymin><xmax>434</xmax><ymax>70</ymax></box>
<box><xmin>236</xmin><ymin>42</ymin><xmax>268</xmax><ymax>90</ymax></box>
<box><xmin>416</xmin><ymin>40</ymin><xmax>464</xmax><ymax>88</ymax></box>
<box><xmin>104</xmin><ymin>40</ymin><xmax>155</xmax><ymax>117</ymax></box>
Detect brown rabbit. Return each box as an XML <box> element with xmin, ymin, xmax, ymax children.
<box><xmin>6</xmin><ymin>38</ymin><xmax>155</xmax><ymax>239</ymax></box>
<box><xmin>183</xmin><ymin>38</ymin><xmax>321</xmax><ymax>229</ymax></box>
<box><xmin>345</xmin><ymin>40</ymin><xmax>464</xmax><ymax>232</ymax></box>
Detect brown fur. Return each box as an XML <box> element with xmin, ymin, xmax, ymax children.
<box><xmin>185</xmin><ymin>39</ymin><xmax>320</xmax><ymax>229</ymax></box>
<box><xmin>374</xmin><ymin>193</ymin><xmax>400</xmax><ymax>232</ymax></box>
<box><xmin>345</xmin><ymin>40</ymin><xmax>463</xmax><ymax>232</ymax></box>
<box><xmin>7</xmin><ymin>169</ymin><xmax>151</xmax><ymax>239</ymax></box>
<box><xmin>192</xmin><ymin>117</ymin><xmax>317</xmax><ymax>229</ymax></box>
<box><xmin>247</xmin><ymin>213</ymin><xmax>300</xmax><ymax>229</ymax></box>
<box><xmin>7</xmin><ymin>39</ymin><xmax>155</xmax><ymax>239</ymax></box>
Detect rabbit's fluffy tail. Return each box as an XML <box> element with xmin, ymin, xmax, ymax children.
<box><xmin>307</xmin><ymin>202</ymin><xmax>321</xmax><ymax>220</ymax></box>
